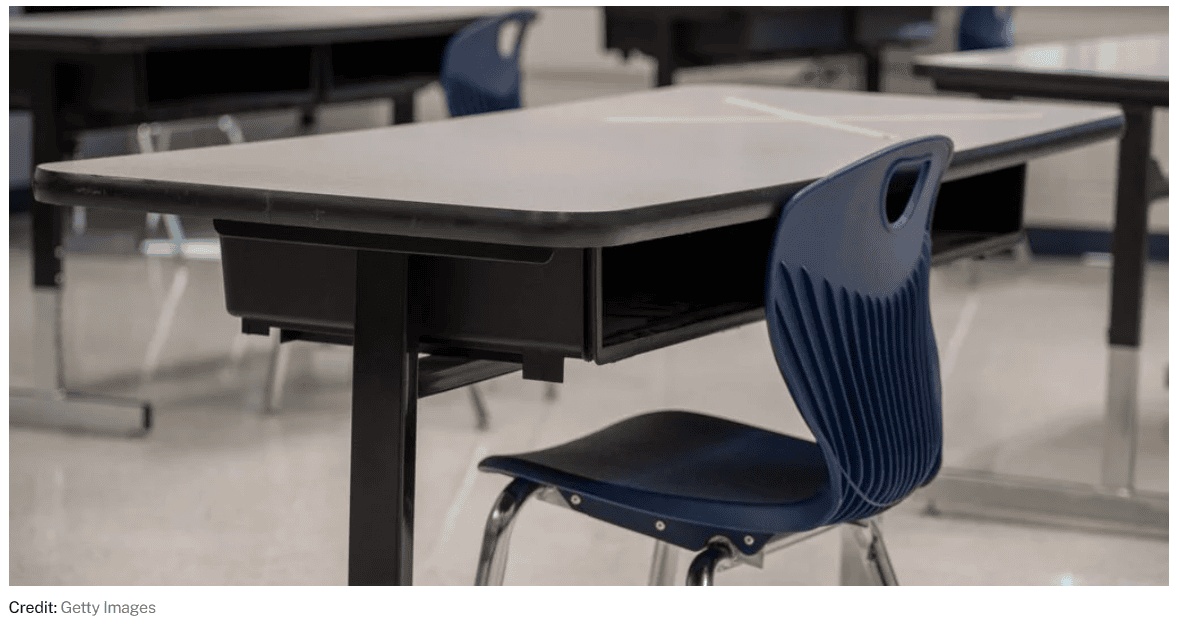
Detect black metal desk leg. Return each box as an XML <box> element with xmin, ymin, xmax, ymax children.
<box><xmin>1103</xmin><ymin>105</ymin><xmax>1153</xmax><ymax>492</ymax></box>
<box><xmin>348</xmin><ymin>250</ymin><xmax>419</xmax><ymax>585</ymax></box>
<box><xmin>391</xmin><ymin>93</ymin><xmax>415</xmax><ymax>125</ymax></box>
<box><xmin>653</xmin><ymin>17</ymin><xmax>675</xmax><ymax>87</ymax></box>
<box><xmin>10</xmin><ymin>56</ymin><xmax>150</xmax><ymax>437</ymax></box>
<box><xmin>31</xmin><ymin>84</ymin><xmax>67</xmax><ymax>389</ymax></box>
<box><xmin>299</xmin><ymin>106</ymin><xmax>319</xmax><ymax>135</ymax></box>
<box><xmin>863</xmin><ymin>49</ymin><xmax>882</xmax><ymax>92</ymax></box>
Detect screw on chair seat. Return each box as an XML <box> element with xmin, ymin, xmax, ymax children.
<box><xmin>480</xmin><ymin>410</ymin><xmax>833</xmax><ymax>553</ymax></box>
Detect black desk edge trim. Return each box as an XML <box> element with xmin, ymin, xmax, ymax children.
<box><xmin>913</xmin><ymin>64</ymin><xmax>1169</xmax><ymax>107</ymax></box>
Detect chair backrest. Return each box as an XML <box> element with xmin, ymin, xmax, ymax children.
<box><xmin>958</xmin><ymin>6</ymin><xmax>1014</xmax><ymax>51</ymax></box>
<box><xmin>764</xmin><ymin>135</ymin><xmax>952</xmax><ymax>526</ymax></box>
<box><xmin>440</xmin><ymin>10</ymin><xmax>538</xmax><ymax>117</ymax></box>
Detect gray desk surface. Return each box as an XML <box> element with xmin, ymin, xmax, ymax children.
<box><xmin>915</xmin><ymin>33</ymin><xmax>1168</xmax><ymax>82</ymax></box>
<box><xmin>37</xmin><ymin>84</ymin><xmax>1123</xmax><ymax>248</ymax></box>
<box><xmin>9</xmin><ymin>6</ymin><xmax>505</xmax><ymax>52</ymax></box>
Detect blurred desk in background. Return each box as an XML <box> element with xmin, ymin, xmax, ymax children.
<box><xmin>603</xmin><ymin>6</ymin><xmax>937</xmax><ymax>90</ymax></box>
<box><xmin>914</xmin><ymin>34</ymin><xmax>1169</xmax><ymax>539</ymax></box>
<box><xmin>9</xmin><ymin>6</ymin><xmax>497</xmax><ymax>436</ymax></box>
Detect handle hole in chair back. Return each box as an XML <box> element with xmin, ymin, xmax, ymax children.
<box><xmin>496</xmin><ymin>19</ymin><xmax>523</xmax><ymax>59</ymax></box>
<box><xmin>883</xmin><ymin>160</ymin><xmax>927</xmax><ymax>228</ymax></box>
<box><xmin>765</xmin><ymin>135</ymin><xmax>952</xmax><ymax>526</ymax></box>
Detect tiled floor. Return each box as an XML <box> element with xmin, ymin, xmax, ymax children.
<box><xmin>8</xmin><ymin>7</ymin><xmax>1170</xmax><ymax>586</ymax></box>
<box><xmin>8</xmin><ymin>241</ymin><xmax>1169</xmax><ymax>586</ymax></box>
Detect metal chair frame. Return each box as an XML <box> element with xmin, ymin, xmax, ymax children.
<box><xmin>474</xmin><ymin>482</ymin><xmax>898</xmax><ymax>586</ymax></box>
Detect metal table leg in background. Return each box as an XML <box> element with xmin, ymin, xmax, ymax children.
<box><xmin>924</xmin><ymin>104</ymin><xmax>1167</xmax><ymax>539</ymax></box>
<box><xmin>862</xmin><ymin>49</ymin><xmax>883</xmax><ymax>93</ymax></box>
<box><xmin>1103</xmin><ymin>104</ymin><xmax>1153</xmax><ymax>492</ymax></box>
<box><xmin>391</xmin><ymin>92</ymin><xmax>416</xmax><ymax>125</ymax></box>
<box><xmin>348</xmin><ymin>250</ymin><xmax>419</xmax><ymax>585</ymax></box>
<box><xmin>10</xmin><ymin>56</ymin><xmax>151</xmax><ymax>437</ymax></box>
<box><xmin>653</xmin><ymin>16</ymin><xmax>676</xmax><ymax>88</ymax></box>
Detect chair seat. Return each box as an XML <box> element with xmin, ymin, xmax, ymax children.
<box><xmin>479</xmin><ymin>411</ymin><xmax>836</xmax><ymax>553</ymax></box>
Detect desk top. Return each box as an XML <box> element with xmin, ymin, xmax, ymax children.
<box><xmin>37</xmin><ymin>84</ymin><xmax>1122</xmax><ymax>248</ymax></box>
<box><xmin>914</xmin><ymin>34</ymin><xmax>1168</xmax><ymax>104</ymax></box>
<box><xmin>9</xmin><ymin>6</ymin><xmax>502</xmax><ymax>53</ymax></box>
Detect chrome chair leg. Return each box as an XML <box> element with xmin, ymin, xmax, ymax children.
<box><xmin>685</xmin><ymin>539</ymin><xmax>734</xmax><ymax>586</ymax></box>
<box><xmin>217</xmin><ymin>115</ymin><xmax>245</xmax><ymax>144</ymax></box>
<box><xmin>261</xmin><ymin>330</ymin><xmax>293</xmax><ymax>414</ymax></box>
<box><xmin>468</xmin><ymin>385</ymin><xmax>490</xmax><ymax>430</ymax></box>
<box><xmin>863</xmin><ymin>519</ymin><xmax>899</xmax><ymax>586</ymax></box>
<box><xmin>474</xmin><ymin>478</ymin><xmax>540</xmax><ymax>585</ymax></box>
<box><xmin>1013</xmin><ymin>235</ymin><xmax>1034</xmax><ymax>268</ymax></box>
<box><xmin>839</xmin><ymin>519</ymin><xmax>899</xmax><ymax>586</ymax></box>
<box><xmin>648</xmin><ymin>540</ymin><xmax>680</xmax><ymax>585</ymax></box>
<box><xmin>136</xmin><ymin>124</ymin><xmax>164</xmax><ymax>233</ymax></box>
<box><xmin>71</xmin><ymin>206</ymin><xmax>87</xmax><ymax>236</ymax></box>
<box><xmin>139</xmin><ymin>265</ymin><xmax>190</xmax><ymax>386</ymax></box>
<box><xmin>221</xmin><ymin>330</ymin><xmax>252</xmax><ymax>384</ymax></box>
<box><xmin>69</xmin><ymin>149</ymin><xmax>88</xmax><ymax>236</ymax></box>
<box><xmin>137</xmin><ymin>115</ymin><xmax>246</xmax><ymax>388</ymax></box>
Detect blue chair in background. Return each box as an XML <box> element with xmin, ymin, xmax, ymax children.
<box><xmin>472</xmin><ymin>135</ymin><xmax>953</xmax><ymax>585</ymax></box>
<box><xmin>957</xmin><ymin>7</ymin><xmax>1015</xmax><ymax>51</ymax></box>
<box><xmin>440</xmin><ymin>10</ymin><xmax>538</xmax><ymax>117</ymax></box>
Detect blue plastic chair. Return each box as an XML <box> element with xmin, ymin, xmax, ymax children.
<box><xmin>472</xmin><ymin>135</ymin><xmax>953</xmax><ymax>586</ymax></box>
<box><xmin>957</xmin><ymin>7</ymin><xmax>1014</xmax><ymax>51</ymax></box>
<box><xmin>440</xmin><ymin>10</ymin><xmax>537</xmax><ymax>117</ymax></box>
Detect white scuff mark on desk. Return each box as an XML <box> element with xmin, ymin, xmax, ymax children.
<box><xmin>605</xmin><ymin>106</ymin><xmax>1041</xmax><ymax>131</ymax></box>
<box><xmin>606</xmin><ymin>115</ymin><xmax>810</xmax><ymax>123</ymax></box>
<box><xmin>604</xmin><ymin>96</ymin><xmax>899</xmax><ymax>140</ymax></box>
<box><xmin>825</xmin><ymin>112</ymin><xmax>1044</xmax><ymax>122</ymax></box>
<box><xmin>723</xmin><ymin>97</ymin><xmax>900</xmax><ymax>139</ymax></box>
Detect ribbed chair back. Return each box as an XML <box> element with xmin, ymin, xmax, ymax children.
<box><xmin>765</xmin><ymin>135</ymin><xmax>952</xmax><ymax>527</ymax></box>
<box><xmin>441</xmin><ymin>10</ymin><xmax>537</xmax><ymax>117</ymax></box>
